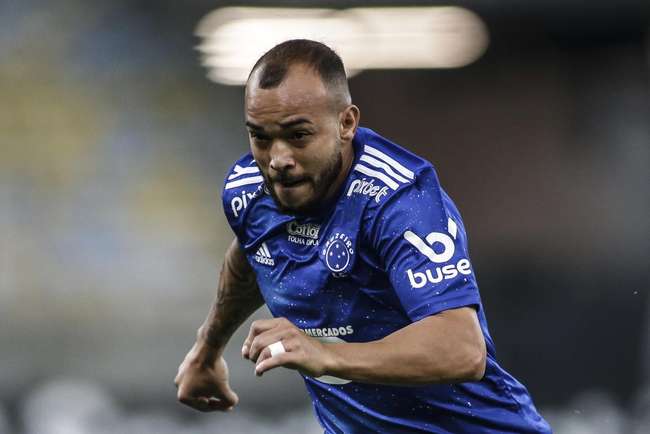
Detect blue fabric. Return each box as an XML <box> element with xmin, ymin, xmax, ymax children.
<box><xmin>222</xmin><ymin>127</ymin><xmax>551</xmax><ymax>433</ymax></box>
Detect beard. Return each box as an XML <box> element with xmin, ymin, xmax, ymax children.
<box><xmin>262</xmin><ymin>147</ymin><xmax>343</xmax><ymax>216</ymax></box>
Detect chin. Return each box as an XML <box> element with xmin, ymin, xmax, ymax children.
<box><xmin>274</xmin><ymin>185</ymin><xmax>310</xmax><ymax>207</ymax></box>
<box><xmin>278</xmin><ymin>198</ymin><xmax>312</xmax><ymax>214</ymax></box>
<box><xmin>270</xmin><ymin>182</ymin><xmax>327</xmax><ymax>215</ymax></box>
<box><xmin>275</xmin><ymin>194</ymin><xmax>319</xmax><ymax>215</ymax></box>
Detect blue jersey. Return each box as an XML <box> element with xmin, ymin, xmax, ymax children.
<box><xmin>223</xmin><ymin>127</ymin><xmax>551</xmax><ymax>434</ymax></box>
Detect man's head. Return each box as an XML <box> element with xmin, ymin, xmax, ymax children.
<box><xmin>244</xmin><ymin>39</ymin><xmax>360</xmax><ymax>215</ymax></box>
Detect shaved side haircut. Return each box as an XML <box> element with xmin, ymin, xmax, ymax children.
<box><xmin>247</xmin><ymin>39</ymin><xmax>352</xmax><ymax>109</ymax></box>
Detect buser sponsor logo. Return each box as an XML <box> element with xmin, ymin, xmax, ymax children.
<box><xmin>346</xmin><ymin>178</ymin><xmax>389</xmax><ymax>203</ymax></box>
<box><xmin>404</xmin><ymin>218</ymin><xmax>473</xmax><ymax>288</ymax></box>
<box><xmin>407</xmin><ymin>259</ymin><xmax>472</xmax><ymax>288</ymax></box>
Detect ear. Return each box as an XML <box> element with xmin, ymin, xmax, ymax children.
<box><xmin>339</xmin><ymin>105</ymin><xmax>360</xmax><ymax>142</ymax></box>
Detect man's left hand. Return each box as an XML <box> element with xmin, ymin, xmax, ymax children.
<box><xmin>242</xmin><ymin>318</ymin><xmax>334</xmax><ymax>377</ymax></box>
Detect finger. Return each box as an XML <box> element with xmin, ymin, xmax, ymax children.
<box><xmin>203</xmin><ymin>396</ymin><xmax>237</xmax><ymax>412</ymax></box>
<box><xmin>177</xmin><ymin>382</ymin><xmax>236</xmax><ymax>410</ymax></box>
<box><xmin>255</xmin><ymin>345</ymin><xmax>273</xmax><ymax>366</ymax></box>
<box><xmin>218</xmin><ymin>384</ymin><xmax>239</xmax><ymax>408</ymax></box>
<box><xmin>173</xmin><ymin>370</ymin><xmax>183</xmax><ymax>389</ymax></box>
<box><xmin>242</xmin><ymin>318</ymin><xmax>279</xmax><ymax>359</ymax></box>
<box><xmin>248</xmin><ymin>328</ymin><xmax>289</xmax><ymax>363</ymax></box>
<box><xmin>180</xmin><ymin>396</ymin><xmax>232</xmax><ymax>413</ymax></box>
<box><xmin>178</xmin><ymin>396</ymin><xmax>210</xmax><ymax>412</ymax></box>
<box><xmin>173</xmin><ymin>365</ymin><xmax>183</xmax><ymax>386</ymax></box>
<box><xmin>255</xmin><ymin>351</ymin><xmax>295</xmax><ymax>376</ymax></box>
<box><xmin>177</xmin><ymin>383</ymin><xmax>239</xmax><ymax>412</ymax></box>
<box><xmin>242</xmin><ymin>318</ymin><xmax>287</xmax><ymax>359</ymax></box>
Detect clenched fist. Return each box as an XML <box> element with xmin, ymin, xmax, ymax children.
<box><xmin>174</xmin><ymin>342</ymin><xmax>239</xmax><ymax>412</ymax></box>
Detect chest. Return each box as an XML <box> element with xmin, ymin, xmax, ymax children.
<box><xmin>241</xmin><ymin>194</ymin><xmax>409</xmax><ymax>339</ymax></box>
<box><xmin>246</xmin><ymin>214</ymin><xmax>384</xmax><ymax>322</ymax></box>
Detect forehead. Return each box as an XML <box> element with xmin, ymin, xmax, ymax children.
<box><xmin>245</xmin><ymin>64</ymin><xmax>332</xmax><ymax>125</ymax></box>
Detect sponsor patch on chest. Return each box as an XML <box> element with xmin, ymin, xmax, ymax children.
<box><xmin>286</xmin><ymin>221</ymin><xmax>320</xmax><ymax>246</ymax></box>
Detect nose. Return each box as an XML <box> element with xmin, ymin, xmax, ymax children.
<box><xmin>268</xmin><ymin>141</ymin><xmax>295</xmax><ymax>175</ymax></box>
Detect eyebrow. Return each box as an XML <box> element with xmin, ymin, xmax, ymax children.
<box><xmin>245</xmin><ymin>121</ymin><xmax>264</xmax><ymax>130</ymax></box>
<box><xmin>245</xmin><ymin>118</ymin><xmax>313</xmax><ymax>131</ymax></box>
<box><xmin>279</xmin><ymin>118</ymin><xmax>312</xmax><ymax>128</ymax></box>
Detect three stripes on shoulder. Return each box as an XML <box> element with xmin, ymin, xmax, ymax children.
<box><xmin>224</xmin><ymin>145</ymin><xmax>414</xmax><ymax>191</ymax></box>
<box><xmin>225</xmin><ymin>163</ymin><xmax>262</xmax><ymax>190</ymax></box>
<box><xmin>354</xmin><ymin>145</ymin><xmax>414</xmax><ymax>190</ymax></box>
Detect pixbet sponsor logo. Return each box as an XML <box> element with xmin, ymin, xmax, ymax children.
<box><xmin>404</xmin><ymin>218</ymin><xmax>473</xmax><ymax>288</ymax></box>
<box><xmin>230</xmin><ymin>189</ymin><xmax>259</xmax><ymax>217</ymax></box>
<box><xmin>346</xmin><ymin>178</ymin><xmax>389</xmax><ymax>203</ymax></box>
<box><xmin>286</xmin><ymin>221</ymin><xmax>320</xmax><ymax>246</ymax></box>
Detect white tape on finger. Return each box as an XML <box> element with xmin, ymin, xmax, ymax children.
<box><xmin>268</xmin><ymin>341</ymin><xmax>286</xmax><ymax>358</ymax></box>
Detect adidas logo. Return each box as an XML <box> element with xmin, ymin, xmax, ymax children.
<box><xmin>253</xmin><ymin>242</ymin><xmax>275</xmax><ymax>266</ymax></box>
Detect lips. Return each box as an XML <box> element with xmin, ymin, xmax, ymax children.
<box><xmin>282</xmin><ymin>180</ymin><xmax>305</xmax><ymax>187</ymax></box>
<box><xmin>276</xmin><ymin>178</ymin><xmax>307</xmax><ymax>188</ymax></box>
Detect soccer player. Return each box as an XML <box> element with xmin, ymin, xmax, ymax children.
<box><xmin>175</xmin><ymin>39</ymin><xmax>551</xmax><ymax>433</ymax></box>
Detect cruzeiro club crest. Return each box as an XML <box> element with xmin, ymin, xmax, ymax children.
<box><xmin>322</xmin><ymin>232</ymin><xmax>355</xmax><ymax>277</ymax></box>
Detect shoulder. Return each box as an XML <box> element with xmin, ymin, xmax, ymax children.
<box><xmin>221</xmin><ymin>154</ymin><xmax>293</xmax><ymax>249</ymax></box>
<box><xmin>348</xmin><ymin>128</ymin><xmax>457</xmax><ymax>246</ymax></box>
<box><xmin>350</xmin><ymin>127</ymin><xmax>443</xmax><ymax>213</ymax></box>
<box><xmin>223</xmin><ymin>153</ymin><xmax>263</xmax><ymax>194</ymax></box>
<box><xmin>222</xmin><ymin>153</ymin><xmax>265</xmax><ymax>225</ymax></box>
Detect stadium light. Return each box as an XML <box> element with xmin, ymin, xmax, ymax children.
<box><xmin>195</xmin><ymin>6</ymin><xmax>489</xmax><ymax>85</ymax></box>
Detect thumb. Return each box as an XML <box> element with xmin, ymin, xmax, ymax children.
<box><xmin>201</xmin><ymin>385</ymin><xmax>239</xmax><ymax>412</ymax></box>
<box><xmin>219</xmin><ymin>382</ymin><xmax>239</xmax><ymax>406</ymax></box>
<box><xmin>203</xmin><ymin>378</ymin><xmax>239</xmax><ymax>405</ymax></box>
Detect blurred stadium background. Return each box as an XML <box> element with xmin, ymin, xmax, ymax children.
<box><xmin>1</xmin><ymin>0</ymin><xmax>649</xmax><ymax>433</ymax></box>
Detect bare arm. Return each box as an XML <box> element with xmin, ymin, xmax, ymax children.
<box><xmin>197</xmin><ymin>237</ymin><xmax>264</xmax><ymax>352</ymax></box>
<box><xmin>248</xmin><ymin>307</ymin><xmax>486</xmax><ymax>385</ymax></box>
<box><xmin>324</xmin><ymin>307</ymin><xmax>486</xmax><ymax>385</ymax></box>
<box><xmin>174</xmin><ymin>238</ymin><xmax>263</xmax><ymax>412</ymax></box>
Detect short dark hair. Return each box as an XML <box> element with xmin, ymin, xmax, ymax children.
<box><xmin>247</xmin><ymin>39</ymin><xmax>350</xmax><ymax>105</ymax></box>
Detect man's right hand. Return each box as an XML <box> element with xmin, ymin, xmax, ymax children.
<box><xmin>174</xmin><ymin>342</ymin><xmax>239</xmax><ymax>412</ymax></box>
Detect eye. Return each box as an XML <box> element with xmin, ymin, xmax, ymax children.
<box><xmin>249</xmin><ymin>131</ymin><xmax>270</xmax><ymax>142</ymax></box>
<box><xmin>290</xmin><ymin>130</ymin><xmax>311</xmax><ymax>141</ymax></box>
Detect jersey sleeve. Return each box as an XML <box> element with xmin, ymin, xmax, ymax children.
<box><xmin>221</xmin><ymin>154</ymin><xmax>264</xmax><ymax>243</ymax></box>
<box><xmin>369</xmin><ymin>167</ymin><xmax>481</xmax><ymax>322</ymax></box>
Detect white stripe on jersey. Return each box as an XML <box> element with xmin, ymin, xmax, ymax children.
<box><xmin>359</xmin><ymin>154</ymin><xmax>409</xmax><ymax>184</ymax></box>
<box><xmin>364</xmin><ymin>145</ymin><xmax>415</xmax><ymax>180</ymax></box>
<box><xmin>353</xmin><ymin>164</ymin><xmax>400</xmax><ymax>190</ymax></box>
<box><xmin>228</xmin><ymin>164</ymin><xmax>260</xmax><ymax>180</ymax></box>
<box><xmin>225</xmin><ymin>176</ymin><xmax>264</xmax><ymax>190</ymax></box>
